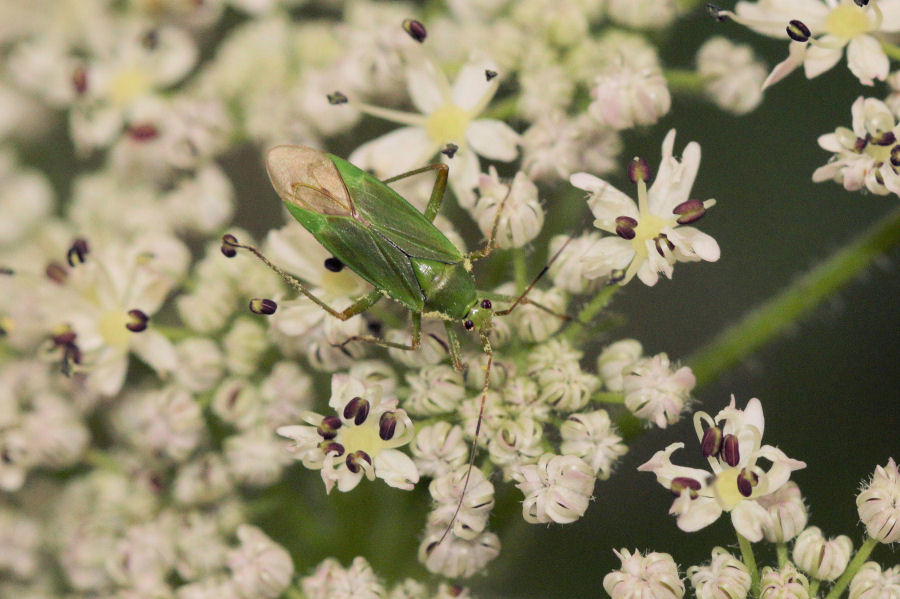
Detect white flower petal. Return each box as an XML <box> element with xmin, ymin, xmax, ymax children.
<box><xmin>649</xmin><ymin>130</ymin><xmax>700</xmax><ymax>213</ymax></box>
<box><xmin>846</xmin><ymin>35</ymin><xmax>889</xmax><ymax>86</ymax></box>
<box><xmin>451</xmin><ymin>55</ymin><xmax>499</xmax><ymax>112</ymax></box>
<box><xmin>466</xmin><ymin>119</ymin><xmax>520</xmax><ymax>162</ymax></box>
<box><xmin>731</xmin><ymin>499</ymin><xmax>769</xmax><ymax>542</ymax></box>
<box><xmin>374</xmin><ymin>449</ymin><xmax>420</xmax><ymax>490</ymax></box>
<box><xmin>675</xmin><ymin>494</ymin><xmax>723</xmax><ymax>532</ymax></box>
<box><xmin>349</xmin><ymin>126</ymin><xmax>436</xmax><ymax>177</ymax></box>
<box><xmin>734</xmin><ymin>0</ymin><xmax>829</xmax><ymax>37</ymax></box>
<box><xmin>763</xmin><ymin>41</ymin><xmax>808</xmax><ymax>89</ymax></box>
<box><xmin>406</xmin><ymin>58</ymin><xmax>447</xmax><ymax>115</ymax></box>
<box><xmin>132</xmin><ymin>329</ymin><xmax>178</xmax><ymax>375</ymax></box>
<box><xmin>803</xmin><ymin>39</ymin><xmax>844</xmax><ymax>80</ymax></box>
<box><xmin>668</xmin><ymin>227</ymin><xmax>721</xmax><ymax>263</ymax></box>
<box><xmin>570</xmin><ymin>172</ymin><xmax>606</xmax><ymax>194</ymax></box>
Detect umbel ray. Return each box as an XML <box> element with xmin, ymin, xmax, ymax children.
<box><xmin>222</xmin><ymin>145</ymin><xmax>574</xmax><ymax>545</ymax></box>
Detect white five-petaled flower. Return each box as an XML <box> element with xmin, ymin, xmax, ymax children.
<box><xmin>571</xmin><ymin>129</ymin><xmax>719</xmax><ymax>287</ymax></box>
<box><xmin>277</xmin><ymin>374</ymin><xmax>419</xmax><ymax>493</ymax></box>
<box><xmin>722</xmin><ymin>0</ymin><xmax>900</xmax><ymax>87</ymax></box>
<box><xmin>348</xmin><ymin>52</ymin><xmax>520</xmax><ymax>208</ymax></box>
<box><xmin>638</xmin><ymin>397</ymin><xmax>807</xmax><ymax>541</ymax></box>
<box><xmin>813</xmin><ymin>97</ymin><xmax>900</xmax><ymax>196</ymax></box>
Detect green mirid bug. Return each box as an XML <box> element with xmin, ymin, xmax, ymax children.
<box><xmin>223</xmin><ymin>145</ymin><xmax>570</xmax><ymax>541</ymax></box>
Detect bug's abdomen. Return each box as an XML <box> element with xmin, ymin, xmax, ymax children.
<box><xmin>412</xmin><ymin>258</ymin><xmax>477</xmax><ymax>321</ymax></box>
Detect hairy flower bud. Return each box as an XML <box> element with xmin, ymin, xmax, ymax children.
<box><xmin>857</xmin><ymin>458</ymin><xmax>900</xmax><ymax>543</ymax></box>
<box><xmin>792</xmin><ymin>527</ymin><xmax>853</xmax><ymax>581</ymax></box>
<box><xmin>688</xmin><ymin>547</ymin><xmax>751</xmax><ymax>599</ymax></box>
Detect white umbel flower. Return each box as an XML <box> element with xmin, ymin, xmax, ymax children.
<box><xmin>756</xmin><ymin>481</ymin><xmax>809</xmax><ymax>543</ymax></box>
<box><xmin>856</xmin><ymin>457</ymin><xmax>900</xmax><ymax>543</ymax></box>
<box><xmin>604</xmin><ymin>549</ymin><xmax>685</xmax><ymax>599</ymax></box>
<box><xmin>639</xmin><ymin>398</ymin><xmax>807</xmax><ymax>541</ymax></box>
<box><xmin>813</xmin><ymin>97</ymin><xmax>900</xmax><ymax>196</ymax></box>
<box><xmin>792</xmin><ymin>526</ymin><xmax>853</xmax><ymax>581</ymax></box>
<box><xmin>849</xmin><ymin>562</ymin><xmax>900</xmax><ymax>599</ymax></box>
<box><xmin>688</xmin><ymin>547</ymin><xmax>752</xmax><ymax>599</ymax></box>
<box><xmin>696</xmin><ymin>37</ymin><xmax>767</xmax><ymax>115</ymax></box>
<box><xmin>349</xmin><ymin>53</ymin><xmax>520</xmax><ymax>208</ymax></box>
<box><xmin>606</xmin><ymin>0</ymin><xmax>679</xmax><ymax>29</ymax></box>
<box><xmin>513</xmin><ymin>453</ymin><xmax>595</xmax><ymax>524</ymax></box>
<box><xmin>560</xmin><ymin>410</ymin><xmax>628</xmax><ymax>479</ymax></box>
<box><xmin>427</xmin><ymin>465</ymin><xmax>495</xmax><ymax>540</ymax></box>
<box><xmin>597</xmin><ymin>339</ymin><xmax>644</xmax><ymax>392</ymax></box>
<box><xmin>227</xmin><ymin>525</ymin><xmax>294</xmax><ymax>599</ymax></box>
<box><xmin>622</xmin><ymin>353</ymin><xmax>695</xmax><ymax>428</ymax></box>
<box><xmin>418</xmin><ymin>522</ymin><xmax>500</xmax><ymax>579</ymax></box>
<box><xmin>302</xmin><ymin>556</ymin><xmax>386</xmax><ymax>599</ymax></box>
<box><xmin>587</xmin><ymin>40</ymin><xmax>670</xmax><ymax>131</ymax></box>
<box><xmin>722</xmin><ymin>0</ymin><xmax>900</xmax><ymax>87</ymax></box>
<box><xmin>472</xmin><ymin>167</ymin><xmax>544</xmax><ymax>249</ymax></box>
<box><xmin>277</xmin><ymin>374</ymin><xmax>419</xmax><ymax>493</ymax></box>
<box><xmin>572</xmin><ymin>130</ymin><xmax>719</xmax><ymax>286</ymax></box>
<box><xmin>411</xmin><ymin>422</ymin><xmax>468</xmax><ymax>479</ymax></box>
<box><xmin>760</xmin><ymin>563</ymin><xmax>810</xmax><ymax>599</ymax></box>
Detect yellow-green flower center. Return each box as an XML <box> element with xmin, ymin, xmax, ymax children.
<box><xmin>425</xmin><ymin>103</ymin><xmax>470</xmax><ymax>145</ymax></box>
<box><xmin>98</xmin><ymin>310</ymin><xmax>131</xmax><ymax>347</ymax></box>
<box><xmin>824</xmin><ymin>4</ymin><xmax>871</xmax><ymax>40</ymax></box>
<box><xmin>109</xmin><ymin>67</ymin><xmax>151</xmax><ymax>105</ymax></box>
<box><xmin>631</xmin><ymin>212</ymin><xmax>669</xmax><ymax>258</ymax></box>
<box><xmin>339</xmin><ymin>421</ymin><xmax>385</xmax><ymax>458</ymax></box>
<box><xmin>866</xmin><ymin>142</ymin><xmax>893</xmax><ymax>164</ymax></box>
<box><xmin>712</xmin><ymin>468</ymin><xmax>744</xmax><ymax>510</ymax></box>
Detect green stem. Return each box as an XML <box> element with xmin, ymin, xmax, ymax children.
<box><xmin>593</xmin><ymin>391</ymin><xmax>626</xmax><ymax>405</ymax></box>
<box><xmin>561</xmin><ymin>284</ymin><xmax>619</xmax><ymax>341</ymax></box>
<box><xmin>152</xmin><ymin>323</ymin><xmax>196</xmax><ymax>342</ymax></box>
<box><xmin>824</xmin><ymin>537</ymin><xmax>878</xmax><ymax>599</ymax></box>
<box><xmin>687</xmin><ymin>206</ymin><xmax>900</xmax><ymax>387</ymax></box>
<box><xmin>810</xmin><ymin>579</ymin><xmax>821</xmax><ymax>597</ymax></box>
<box><xmin>737</xmin><ymin>532</ymin><xmax>760</xmax><ymax>598</ymax></box>
<box><xmin>285</xmin><ymin>584</ymin><xmax>305</xmax><ymax>599</ymax></box>
<box><xmin>881</xmin><ymin>40</ymin><xmax>900</xmax><ymax>62</ymax></box>
<box><xmin>776</xmin><ymin>542</ymin><xmax>788</xmax><ymax>567</ymax></box>
<box><xmin>665</xmin><ymin>68</ymin><xmax>707</xmax><ymax>94</ymax></box>
<box><xmin>513</xmin><ymin>248</ymin><xmax>528</xmax><ymax>294</ymax></box>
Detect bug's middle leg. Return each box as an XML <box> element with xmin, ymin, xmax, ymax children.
<box><xmin>335</xmin><ymin>312</ymin><xmax>422</xmax><ymax>351</ymax></box>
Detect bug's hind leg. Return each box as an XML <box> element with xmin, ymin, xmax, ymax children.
<box><xmin>222</xmin><ymin>234</ymin><xmax>383</xmax><ymax>320</ymax></box>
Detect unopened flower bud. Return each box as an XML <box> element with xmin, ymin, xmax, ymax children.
<box><xmin>856</xmin><ymin>458</ymin><xmax>900</xmax><ymax>543</ymax></box>
<box><xmin>848</xmin><ymin>562</ymin><xmax>900</xmax><ymax>599</ymax></box>
<box><xmin>760</xmin><ymin>564</ymin><xmax>809</xmax><ymax>599</ymax></box>
<box><xmin>688</xmin><ymin>547</ymin><xmax>751</xmax><ymax>599</ymax></box>
<box><xmin>605</xmin><ymin>549</ymin><xmax>684</xmax><ymax>599</ymax></box>
<box><xmin>227</xmin><ymin>525</ymin><xmax>294</xmax><ymax>599</ymax></box>
<box><xmin>792</xmin><ymin>526</ymin><xmax>853</xmax><ymax>581</ymax></box>
<box><xmin>757</xmin><ymin>481</ymin><xmax>808</xmax><ymax>543</ymax></box>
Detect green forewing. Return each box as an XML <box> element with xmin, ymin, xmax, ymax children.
<box><xmin>284</xmin><ymin>202</ymin><xmax>425</xmax><ymax>312</ymax></box>
<box><xmin>328</xmin><ymin>154</ymin><xmax>463</xmax><ymax>263</ymax></box>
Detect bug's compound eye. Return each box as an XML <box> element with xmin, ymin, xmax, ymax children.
<box><xmin>324</xmin><ymin>257</ymin><xmax>344</xmax><ymax>272</ymax></box>
<box><xmin>480</xmin><ymin>299</ymin><xmax>492</xmax><ymax>310</ymax></box>
<box><xmin>463</xmin><ymin>319</ymin><xmax>475</xmax><ymax>331</ymax></box>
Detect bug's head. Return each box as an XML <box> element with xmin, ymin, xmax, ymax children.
<box><xmin>463</xmin><ymin>298</ymin><xmax>493</xmax><ymax>334</ymax></box>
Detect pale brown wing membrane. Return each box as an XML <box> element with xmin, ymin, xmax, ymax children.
<box><xmin>266</xmin><ymin>145</ymin><xmax>354</xmax><ymax>216</ymax></box>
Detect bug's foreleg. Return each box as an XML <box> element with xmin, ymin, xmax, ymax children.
<box><xmin>466</xmin><ymin>183</ymin><xmax>513</xmax><ymax>262</ymax></box>
<box><xmin>431</xmin><ymin>332</ymin><xmax>493</xmax><ymax>550</ymax></box>
<box><xmin>381</xmin><ymin>163</ymin><xmax>449</xmax><ymax>222</ymax></box>
<box><xmin>222</xmin><ymin>234</ymin><xmax>382</xmax><ymax>320</ymax></box>
<box><xmin>443</xmin><ymin>321</ymin><xmax>464</xmax><ymax>371</ymax></box>
<box><xmin>335</xmin><ymin>311</ymin><xmax>422</xmax><ymax>351</ymax></box>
